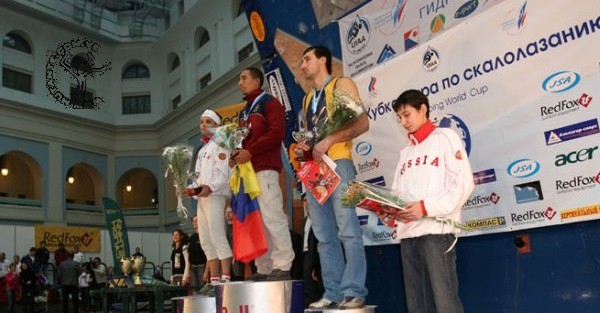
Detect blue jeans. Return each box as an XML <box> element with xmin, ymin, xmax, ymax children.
<box><xmin>401</xmin><ymin>234</ymin><xmax>464</xmax><ymax>313</ymax></box>
<box><xmin>6</xmin><ymin>289</ymin><xmax>16</xmax><ymax>313</ymax></box>
<box><xmin>307</xmin><ymin>158</ymin><xmax>367</xmax><ymax>303</ymax></box>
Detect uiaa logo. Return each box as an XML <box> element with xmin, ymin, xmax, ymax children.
<box><xmin>422</xmin><ymin>46</ymin><xmax>440</xmax><ymax>71</ymax></box>
<box><xmin>346</xmin><ymin>15</ymin><xmax>371</xmax><ymax>55</ymax></box>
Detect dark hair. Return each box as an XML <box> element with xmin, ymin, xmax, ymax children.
<box><xmin>304</xmin><ymin>45</ymin><xmax>332</xmax><ymax>74</ymax></box>
<box><xmin>244</xmin><ymin>67</ymin><xmax>264</xmax><ymax>88</ymax></box>
<box><xmin>393</xmin><ymin>89</ymin><xmax>430</xmax><ymax>118</ymax></box>
<box><xmin>171</xmin><ymin>229</ymin><xmax>189</xmax><ymax>247</ymax></box>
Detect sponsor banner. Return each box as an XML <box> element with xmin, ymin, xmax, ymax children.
<box><xmin>346</xmin><ymin>0</ymin><xmax>600</xmax><ymax>244</ymax></box>
<box><xmin>34</xmin><ymin>225</ymin><xmax>100</xmax><ymax>252</ymax></box>
<box><xmin>560</xmin><ymin>204</ymin><xmax>600</xmax><ymax>221</ymax></box>
<box><xmin>339</xmin><ymin>0</ymin><xmax>504</xmax><ymax>77</ymax></box>
<box><xmin>102</xmin><ymin>197</ymin><xmax>131</xmax><ymax>275</ymax></box>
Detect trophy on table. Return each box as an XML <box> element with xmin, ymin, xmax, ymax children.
<box><xmin>132</xmin><ymin>256</ymin><xmax>146</xmax><ymax>285</ymax></box>
<box><xmin>120</xmin><ymin>257</ymin><xmax>133</xmax><ymax>276</ymax></box>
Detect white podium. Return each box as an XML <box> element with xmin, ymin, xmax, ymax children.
<box><xmin>216</xmin><ymin>280</ymin><xmax>305</xmax><ymax>313</ymax></box>
<box><xmin>173</xmin><ymin>294</ymin><xmax>216</xmax><ymax>313</ymax></box>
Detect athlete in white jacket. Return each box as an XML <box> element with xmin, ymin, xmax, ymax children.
<box><xmin>185</xmin><ymin>109</ymin><xmax>233</xmax><ymax>288</ymax></box>
<box><xmin>383</xmin><ymin>89</ymin><xmax>474</xmax><ymax>313</ymax></box>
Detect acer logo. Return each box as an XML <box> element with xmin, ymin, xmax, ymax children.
<box><xmin>555</xmin><ymin>146</ymin><xmax>598</xmax><ymax>166</ymax></box>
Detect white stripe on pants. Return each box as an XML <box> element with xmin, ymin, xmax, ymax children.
<box><xmin>197</xmin><ymin>195</ymin><xmax>232</xmax><ymax>260</ymax></box>
<box><xmin>254</xmin><ymin>170</ymin><xmax>295</xmax><ymax>274</ymax></box>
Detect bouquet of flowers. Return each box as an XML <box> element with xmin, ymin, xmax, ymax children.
<box><xmin>210</xmin><ymin>122</ymin><xmax>239</xmax><ymax>151</ymax></box>
<box><xmin>342</xmin><ymin>180</ymin><xmax>471</xmax><ymax>231</ymax></box>
<box><xmin>162</xmin><ymin>144</ymin><xmax>194</xmax><ymax>219</ymax></box>
<box><xmin>293</xmin><ymin>89</ymin><xmax>365</xmax><ymax>158</ymax></box>
<box><xmin>318</xmin><ymin>89</ymin><xmax>365</xmax><ymax>140</ymax></box>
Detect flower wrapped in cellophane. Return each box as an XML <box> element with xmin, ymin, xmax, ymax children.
<box><xmin>209</xmin><ymin>123</ymin><xmax>238</xmax><ymax>151</ymax></box>
<box><xmin>342</xmin><ymin>180</ymin><xmax>471</xmax><ymax>231</ymax></box>
<box><xmin>162</xmin><ymin>144</ymin><xmax>194</xmax><ymax>219</ymax></box>
<box><xmin>318</xmin><ymin>89</ymin><xmax>365</xmax><ymax>140</ymax></box>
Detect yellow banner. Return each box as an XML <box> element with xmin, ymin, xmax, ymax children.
<box><xmin>216</xmin><ymin>102</ymin><xmax>245</xmax><ymax>125</ymax></box>
<box><xmin>34</xmin><ymin>225</ymin><xmax>101</xmax><ymax>253</ymax></box>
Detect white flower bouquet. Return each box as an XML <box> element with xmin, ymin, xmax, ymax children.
<box><xmin>162</xmin><ymin>144</ymin><xmax>194</xmax><ymax>219</ymax></box>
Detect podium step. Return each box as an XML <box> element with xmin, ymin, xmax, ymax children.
<box><xmin>173</xmin><ymin>294</ymin><xmax>216</xmax><ymax>313</ymax></box>
<box><xmin>216</xmin><ymin>280</ymin><xmax>305</xmax><ymax>313</ymax></box>
<box><xmin>305</xmin><ymin>305</ymin><xmax>377</xmax><ymax>313</ymax></box>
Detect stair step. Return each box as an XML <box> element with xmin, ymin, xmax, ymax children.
<box><xmin>305</xmin><ymin>305</ymin><xmax>377</xmax><ymax>313</ymax></box>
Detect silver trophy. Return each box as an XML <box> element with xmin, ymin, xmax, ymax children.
<box><xmin>233</xmin><ymin>126</ymin><xmax>250</xmax><ymax>149</ymax></box>
<box><xmin>292</xmin><ymin>111</ymin><xmax>318</xmax><ymax>161</ymax></box>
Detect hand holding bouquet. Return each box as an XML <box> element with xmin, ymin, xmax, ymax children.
<box><xmin>162</xmin><ymin>144</ymin><xmax>194</xmax><ymax>219</ymax></box>
<box><xmin>342</xmin><ymin>180</ymin><xmax>470</xmax><ymax>230</ymax></box>
<box><xmin>293</xmin><ymin>89</ymin><xmax>365</xmax><ymax>161</ymax></box>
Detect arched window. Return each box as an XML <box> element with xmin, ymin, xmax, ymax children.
<box><xmin>122</xmin><ymin>63</ymin><xmax>150</xmax><ymax>79</ymax></box>
<box><xmin>168</xmin><ymin>53</ymin><xmax>180</xmax><ymax>72</ymax></box>
<box><xmin>3</xmin><ymin>32</ymin><xmax>32</xmax><ymax>54</ymax></box>
<box><xmin>194</xmin><ymin>27</ymin><xmax>210</xmax><ymax>50</ymax></box>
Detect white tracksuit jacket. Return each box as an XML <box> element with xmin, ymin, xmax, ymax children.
<box><xmin>391</xmin><ymin>121</ymin><xmax>474</xmax><ymax>239</ymax></box>
<box><xmin>194</xmin><ymin>140</ymin><xmax>231</xmax><ymax>196</ymax></box>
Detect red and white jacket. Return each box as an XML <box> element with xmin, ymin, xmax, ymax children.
<box><xmin>391</xmin><ymin>120</ymin><xmax>474</xmax><ymax>239</ymax></box>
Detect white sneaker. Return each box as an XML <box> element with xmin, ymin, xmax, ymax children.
<box><xmin>339</xmin><ymin>296</ymin><xmax>365</xmax><ymax>309</ymax></box>
<box><xmin>309</xmin><ymin>297</ymin><xmax>338</xmax><ymax>309</ymax></box>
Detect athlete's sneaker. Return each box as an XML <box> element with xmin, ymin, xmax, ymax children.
<box><xmin>339</xmin><ymin>296</ymin><xmax>365</xmax><ymax>309</ymax></box>
<box><xmin>308</xmin><ymin>297</ymin><xmax>338</xmax><ymax>309</ymax></box>
<box><xmin>198</xmin><ymin>283</ymin><xmax>215</xmax><ymax>297</ymax></box>
<box><xmin>248</xmin><ymin>272</ymin><xmax>267</xmax><ymax>282</ymax></box>
<box><xmin>266</xmin><ymin>269</ymin><xmax>291</xmax><ymax>281</ymax></box>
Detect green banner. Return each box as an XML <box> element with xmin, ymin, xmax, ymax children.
<box><xmin>102</xmin><ymin>197</ymin><xmax>131</xmax><ymax>275</ymax></box>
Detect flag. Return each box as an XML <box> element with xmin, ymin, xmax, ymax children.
<box><xmin>404</xmin><ymin>27</ymin><xmax>419</xmax><ymax>51</ymax></box>
<box><xmin>230</xmin><ymin>163</ymin><xmax>268</xmax><ymax>263</ymax></box>
<box><xmin>102</xmin><ymin>197</ymin><xmax>131</xmax><ymax>275</ymax></box>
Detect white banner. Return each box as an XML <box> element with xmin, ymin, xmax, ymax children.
<box><xmin>339</xmin><ymin>0</ymin><xmax>506</xmax><ymax>77</ymax></box>
<box><xmin>342</xmin><ymin>0</ymin><xmax>600</xmax><ymax>245</ymax></box>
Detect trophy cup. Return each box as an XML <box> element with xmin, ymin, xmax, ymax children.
<box><xmin>132</xmin><ymin>256</ymin><xmax>145</xmax><ymax>285</ymax></box>
<box><xmin>120</xmin><ymin>258</ymin><xmax>133</xmax><ymax>276</ymax></box>
<box><xmin>292</xmin><ymin>111</ymin><xmax>321</xmax><ymax>161</ymax></box>
<box><xmin>233</xmin><ymin>126</ymin><xmax>250</xmax><ymax>149</ymax></box>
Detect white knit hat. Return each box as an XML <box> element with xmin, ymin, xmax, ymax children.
<box><xmin>201</xmin><ymin>109</ymin><xmax>221</xmax><ymax>125</ymax></box>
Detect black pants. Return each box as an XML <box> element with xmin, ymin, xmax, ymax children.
<box><xmin>62</xmin><ymin>285</ymin><xmax>79</xmax><ymax>313</ymax></box>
